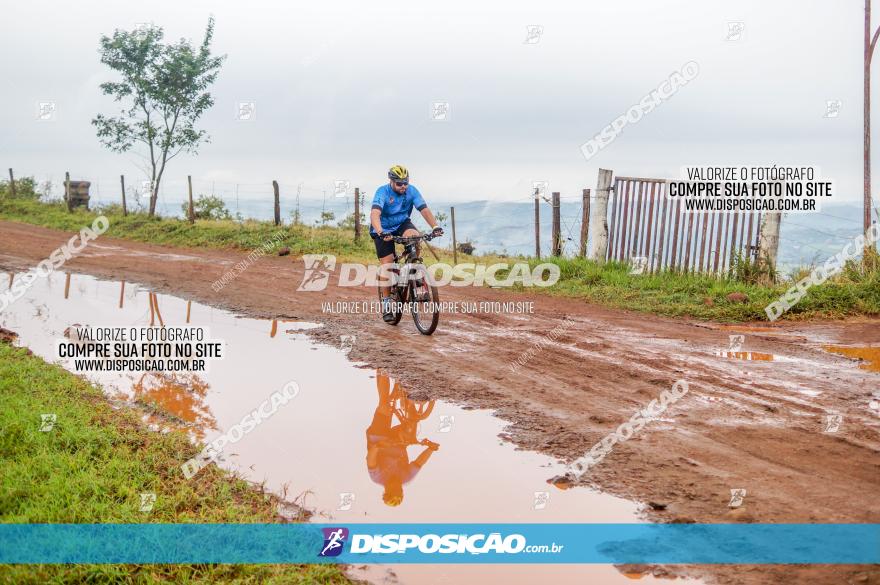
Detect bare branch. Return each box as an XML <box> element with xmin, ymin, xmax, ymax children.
<box><xmin>871</xmin><ymin>25</ymin><xmax>880</xmax><ymax>63</ymax></box>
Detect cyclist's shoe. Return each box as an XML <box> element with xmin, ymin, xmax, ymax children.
<box><xmin>381</xmin><ymin>296</ymin><xmax>396</xmax><ymax>322</ymax></box>
<box><xmin>420</xmin><ymin>438</ymin><xmax>440</xmax><ymax>451</ymax></box>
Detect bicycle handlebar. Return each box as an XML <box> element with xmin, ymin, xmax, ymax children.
<box><xmin>388</xmin><ymin>233</ymin><xmax>438</xmax><ymax>244</ymax></box>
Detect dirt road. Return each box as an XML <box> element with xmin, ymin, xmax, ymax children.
<box><xmin>1</xmin><ymin>220</ymin><xmax>878</xmax><ymax>585</ymax></box>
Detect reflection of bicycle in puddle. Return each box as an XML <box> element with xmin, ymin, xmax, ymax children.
<box><xmin>366</xmin><ymin>372</ymin><xmax>439</xmax><ymax>507</ymax></box>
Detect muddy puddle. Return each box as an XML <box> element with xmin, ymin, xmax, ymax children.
<box><xmin>713</xmin><ymin>350</ymin><xmax>775</xmax><ymax>362</ymax></box>
<box><xmin>824</xmin><ymin>345</ymin><xmax>880</xmax><ymax>373</ymax></box>
<box><xmin>0</xmin><ymin>271</ymin><xmax>700</xmax><ymax>585</ymax></box>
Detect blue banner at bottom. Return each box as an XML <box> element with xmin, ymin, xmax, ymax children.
<box><xmin>1</xmin><ymin>524</ymin><xmax>877</xmax><ymax>564</ymax></box>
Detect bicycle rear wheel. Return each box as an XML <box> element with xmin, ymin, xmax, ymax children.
<box><xmin>410</xmin><ymin>265</ymin><xmax>439</xmax><ymax>335</ymax></box>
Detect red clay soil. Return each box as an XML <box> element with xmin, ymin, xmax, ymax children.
<box><xmin>1</xmin><ymin>220</ymin><xmax>878</xmax><ymax>585</ymax></box>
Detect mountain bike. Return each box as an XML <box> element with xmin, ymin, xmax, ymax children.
<box><xmin>377</xmin><ymin>233</ymin><xmax>440</xmax><ymax>335</ymax></box>
<box><xmin>390</xmin><ymin>384</ymin><xmax>437</xmax><ymax>448</ymax></box>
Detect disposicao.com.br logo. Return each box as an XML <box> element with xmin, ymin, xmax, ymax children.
<box><xmin>319</xmin><ymin>527</ymin><xmax>349</xmax><ymax>557</ymax></box>
<box><xmin>319</xmin><ymin>528</ymin><xmax>563</xmax><ymax>556</ymax></box>
<box><xmin>297</xmin><ymin>255</ymin><xmax>561</xmax><ymax>291</ymax></box>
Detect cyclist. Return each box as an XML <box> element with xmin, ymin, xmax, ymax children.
<box><xmin>370</xmin><ymin>165</ymin><xmax>443</xmax><ymax>322</ymax></box>
<box><xmin>365</xmin><ymin>372</ymin><xmax>439</xmax><ymax>507</ymax></box>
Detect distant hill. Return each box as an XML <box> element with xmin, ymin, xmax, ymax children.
<box><xmin>92</xmin><ymin>193</ymin><xmax>874</xmax><ymax>276</ymax></box>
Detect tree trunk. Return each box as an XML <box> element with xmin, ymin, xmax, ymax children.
<box><xmin>148</xmin><ymin>171</ymin><xmax>158</xmax><ymax>217</ymax></box>
<box><xmin>150</xmin><ymin>165</ymin><xmax>166</xmax><ymax>217</ymax></box>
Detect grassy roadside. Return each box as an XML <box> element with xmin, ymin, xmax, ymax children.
<box><xmin>0</xmin><ymin>198</ymin><xmax>378</xmax><ymax>262</ymax></box>
<box><xmin>1</xmin><ymin>197</ymin><xmax>878</xmax><ymax>322</ymax></box>
<box><xmin>515</xmin><ymin>255</ymin><xmax>880</xmax><ymax>321</ymax></box>
<box><xmin>0</xmin><ymin>340</ymin><xmax>350</xmax><ymax>584</ymax></box>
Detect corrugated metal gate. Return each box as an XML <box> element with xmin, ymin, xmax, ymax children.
<box><xmin>605</xmin><ymin>176</ymin><xmax>762</xmax><ymax>274</ymax></box>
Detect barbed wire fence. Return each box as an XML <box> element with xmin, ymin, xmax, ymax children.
<box><xmin>2</xmin><ymin>167</ymin><xmax>874</xmax><ymax>270</ymax></box>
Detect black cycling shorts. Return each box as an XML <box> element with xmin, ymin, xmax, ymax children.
<box><xmin>371</xmin><ymin>219</ymin><xmax>418</xmax><ymax>259</ymax></box>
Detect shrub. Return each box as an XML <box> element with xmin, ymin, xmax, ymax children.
<box><xmin>729</xmin><ymin>252</ymin><xmax>776</xmax><ymax>284</ymax></box>
<box><xmin>457</xmin><ymin>241</ymin><xmax>475</xmax><ymax>255</ymax></box>
<box><xmin>337</xmin><ymin>211</ymin><xmax>365</xmax><ymax>230</ymax></box>
<box><xmin>0</xmin><ymin>176</ymin><xmax>40</xmax><ymax>200</ymax></box>
<box><xmin>182</xmin><ymin>194</ymin><xmax>232</xmax><ymax>220</ymax></box>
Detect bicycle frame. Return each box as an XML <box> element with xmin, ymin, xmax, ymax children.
<box><xmin>388</xmin><ymin>237</ymin><xmax>430</xmax><ymax>294</ymax></box>
<box><xmin>391</xmin><ymin>242</ymin><xmax>419</xmax><ymax>264</ymax></box>
<box><xmin>379</xmin><ymin>232</ymin><xmax>440</xmax><ymax>335</ymax></box>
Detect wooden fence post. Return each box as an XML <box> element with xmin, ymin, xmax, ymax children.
<box><xmin>7</xmin><ymin>169</ymin><xmax>15</xmax><ymax>197</ymax></box>
<box><xmin>580</xmin><ymin>188</ymin><xmax>590</xmax><ymax>257</ymax></box>
<box><xmin>273</xmin><ymin>180</ymin><xmax>281</xmax><ymax>226</ymax></box>
<box><xmin>757</xmin><ymin>212</ymin><xmax>782</xmax><ymax>274</ymax></box>
<box><xmin>451</xmin><ymin>206</ymin><xmax>458</xmax><ymax>264</ymax></box>
<box><xmin>534</xmin><ymin>189</ymin><xmax>540</xmax><ymax>258</ymax></box>
<box><xmin>187</xmin><ymin>176</ymin><xmax>195</xmax><ymax>223</ymax></box>
<box><xmin>359</xmin><ymin>190</ymin><xmax>365</xmax><ymax>235</ymax></box>
<box><xmin>551</xmin><ymin>191</ymin><xmax>561</xmax><ymax>256</ymax></box>
<box><xmin>120</xmin><ymin>175</ymin><xmax>127</xmax><ymax>216</ymax></box>
<box><xmin>589</xmin><ymin>169</ymin><xmax>613</xmax><ymax>260</ymax></box>
<box><xmin>64</xmin><ymin>171</ymin><xmax>72</xmax><ymax>212</ymax></box>
<box><xmin>354</xmin><ymin>187</ymin><xmax>361</xmax><ymax>241</ymax></box>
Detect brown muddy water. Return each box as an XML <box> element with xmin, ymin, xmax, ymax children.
<box><xmin>824</xmin><ymin>344</ymin><xmax>880</xmax><ymax>373</ymax></box>
<box><xmin>0</xmin><ymin>271</ymin><xmax>701</xmax><ymax>585</ymax></box>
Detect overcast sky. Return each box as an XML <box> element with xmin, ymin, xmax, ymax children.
<box><xmin>0</xmin><ymin>0</ymin><xmax>867</xmax><ymax>203</ymax></box>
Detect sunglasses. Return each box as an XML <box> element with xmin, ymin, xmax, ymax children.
<box><xmin>393</xmin><ymin>181</ymin><xmax>408</xmax><ymax>187</ymax></box>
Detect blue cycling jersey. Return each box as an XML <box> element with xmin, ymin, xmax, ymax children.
<box><xmin>370</xmin><ymin>183</ymin><xmax>427</xmax><ymax>234</ymax></box>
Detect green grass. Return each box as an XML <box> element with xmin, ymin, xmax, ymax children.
<box><xmin>0</xmin><ymin>198</ymin><xmax>377</xmax><ymax>262</ymax></box>
<box><xmin>1</xmin><ymin>197</ymin><xmax>878</xmax><ymax>322</ymax></box>
<box><xmin>511</xmin><ymin>255</ymin><xmax>880</xmax><ymax>322</ymax></box>
<box><xmin>0</xmin><ymin>342</ymin><xmax>350</xmax><ymax>584</ymax></box>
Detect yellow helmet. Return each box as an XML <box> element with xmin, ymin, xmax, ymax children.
<box><xmin>388</xmin><ymin>165</ymin><xmax>409</xmax><ymax>182</ymax></box>
<box><xmin>383</xmin><ymin>493</ymin><xmax>404</xmax><ymax>507</ymax></box>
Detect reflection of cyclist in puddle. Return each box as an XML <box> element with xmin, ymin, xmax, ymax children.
<box><xmin>366</xmin><ymin>372</ymin><xmax>439</xmax><ymax>506</ymax></box>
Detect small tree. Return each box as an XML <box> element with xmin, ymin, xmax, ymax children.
<box><xmin>93</xmin><ymin>18</ymin><xmax>225</xmax><ymax>216</ymax></box>
<box><xmin>37</xmin><ymin>179</ymin><xmax>53</xmax><ymax>200</ymax></box>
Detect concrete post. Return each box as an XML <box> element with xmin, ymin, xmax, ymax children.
<box><xmin>589</xmin><ymin>169</ymin><xmax>613</xmax><ymax>261</ymax></box>
<box><xmin>757</xmin><ymin>212</ymin><xmax>782</xmax><ymax>273</ymax></box>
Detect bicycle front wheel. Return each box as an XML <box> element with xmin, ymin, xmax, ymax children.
<box><xmin>410</xmin><ymin>265</ymin><xmax>439</xmax><ymax>335</ymax></box>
